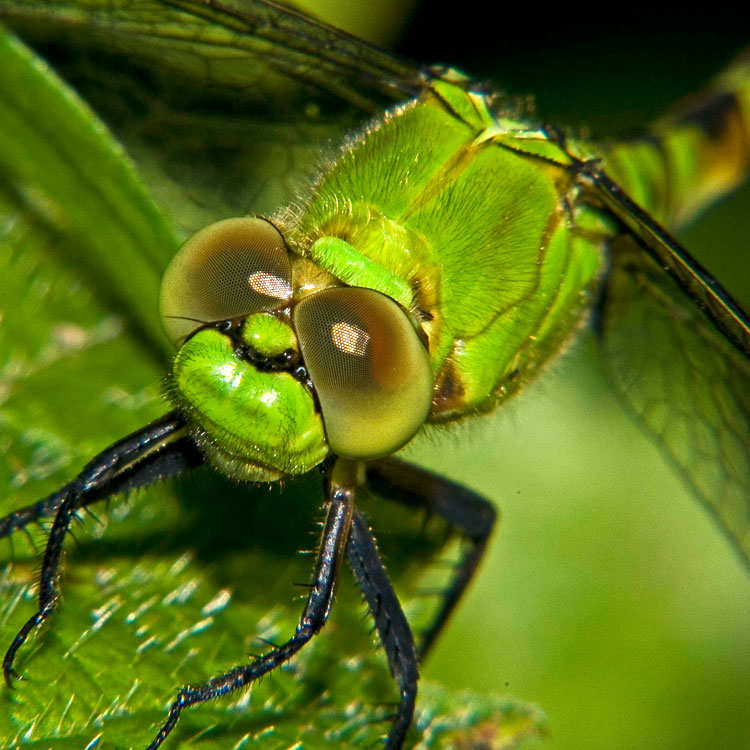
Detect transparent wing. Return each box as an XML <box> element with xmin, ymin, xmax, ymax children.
<box><xmin>0</xmin><ymin>0</ymin><xmax>425</xmax><ymax>232</ymax></box>
<box><xmin>598</xmin><ymin>229</ymin><xmax>750</xmax><ymax>566</ymax></box>
<box><xmin>588</xmin><ymin>166</ymin><xmax>750</xmax><ymax>355</ymax></box>
<box><xmin>0</xmin><ymin>0</ymin><xmax>423</xmax><ymax>109</ymax></box>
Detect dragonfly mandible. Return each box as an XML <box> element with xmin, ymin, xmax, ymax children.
<box><xmin>0</xmin><ymin>2</ymin><xmax>748</xmax><ymax>749</ymax></box>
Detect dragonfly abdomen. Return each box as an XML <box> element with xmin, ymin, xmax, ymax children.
<box><xmin>600</xmin><ymin>55</ymin><xmax>750</xmax><ymax>231</ymax></box>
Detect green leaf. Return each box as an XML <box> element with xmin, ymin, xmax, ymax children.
<box><xmin>0</xmin><ymin>28</ymin><xmax>177</xmax><ymax>354</ymax></box>
<box><xmin>0</xmin><ymin>5</ymin><xmax>543</xmax><ymax>750</ymax></box>
<box><xmin>0</xmin><ymin>27</ymin><xmax>169</xmax><ymax>503</ymax></box>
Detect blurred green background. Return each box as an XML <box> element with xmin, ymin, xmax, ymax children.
<box><xmin>385</xmin><ymin>5</ymin><xmax>750</xmax><ymax>750</ymax></box>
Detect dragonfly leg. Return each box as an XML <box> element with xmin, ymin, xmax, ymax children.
<box><xmin>0</xmin><ymin>411</ymin><xmax>199</xmax><ymax>543</ymax></box>
<box><xmin>347</xmin><ymin>507</ymin><xmax>419</xmax><ymax>750</ymax></box>
<box><xmin>366</xmin><ymin>458</ymin><xmax>496</xmax><ymax>659</ymax></box>
<box><xmin>0</xmin><ymin>483</ymin><xmax>73</xmax><ymax>542</ymax></box>
<box><xmin>144</xmin><ymin>459</ymin><xmax>356</xmax><ymax>750</ymax></box>
<box><xmin>2</xmin><ymin>411</ymin><xmax>197</xmax><ymax>685</ymax></box>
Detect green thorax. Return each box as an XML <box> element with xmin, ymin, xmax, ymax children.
<box><xmin>289</xmin><ymin>72</ymin><xmax>602</xmax><ymax>421</ymax></box>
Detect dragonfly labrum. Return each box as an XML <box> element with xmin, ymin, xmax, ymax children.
<box><xmin>0</xmin><ymin>2</ymin><xmax>748</xmax><ymax>749</ymax></box>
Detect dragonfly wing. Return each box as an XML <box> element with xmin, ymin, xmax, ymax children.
<box><xmin>0</xmin><ymin>1</ymin><xmax>425</xmax><ymax>232</ymax></box>
<box><xmin>0</xmin><ymin>0</ymin><xmax>423</xmax><ymax>111</ymax></box>
<box><xmin>597</xmin><ymin>226</ymin><xmax>750</xmax><ymax>566</ymax></box>
<box><xmin>586</xmin><ymin>165</ymin><xmax>750</xmax><ymax>356</ymax></box>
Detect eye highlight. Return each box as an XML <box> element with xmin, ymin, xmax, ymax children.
<box><xmin>160</xmin><ymin>217</ymin><xmax>292</xmax><ymax>345</ymax></box>
<box><xmin>293</xmin><ymin>287</ymin><xmax>433</xmax><ymax>460</ymax></box>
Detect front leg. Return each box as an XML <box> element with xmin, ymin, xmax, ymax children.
<box><xmin>2</xmin><ymin>411</ymin><xmax>194</xmax><ymax>684</ymax></box>
<box><xmin>366</xmin><ymin>458</ymin><xmax>496</xmax><ymax>659</ymax></box>
<box><xmin>347</xmin><ymin>507</ymin><xmax>420</xmax><ymax>750</ymax></box>
<box><xmin>145</xmin><ymin>458</ymin><xmax>356</xmax><ymax>750</ymax></box>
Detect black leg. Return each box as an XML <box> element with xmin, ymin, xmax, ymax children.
<box><xmin>1</xmin><ymin>411</ymin><xmax>200</xmax><ymax>542</ymax></box>
<box><xmin>2</xmin><ymin>411</ymin><xmax>198</xmax><ymax>684</ymax></box>
<box><xmin>366</xmin><ymin>458</ymin><xmax>496</xmax><ymax>659</ymax></box>
<box><xmin>347</xmin><ymin>508</ymin><xmax>419</xmax><ymax>750</ymax></box>
<box><xmin>144</xmin><ymin>458</ymin><xmax>357</xmax><ymax>750</ymax></box>
<box><xmin>0</xmin><ymin>484</ymin><xmax>72</xmax><ymax>541</ymax></box>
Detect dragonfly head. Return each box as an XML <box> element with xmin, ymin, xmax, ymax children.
<box><xmin>160</xmin><ymin>218</ymin><xmax>432</xmax><ymax>481</ymax></box>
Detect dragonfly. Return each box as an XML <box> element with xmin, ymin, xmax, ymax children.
<box><xmin>0</xmin><ymin>2</ymin><xmax>748</xmax><ymax>749</ymax></box>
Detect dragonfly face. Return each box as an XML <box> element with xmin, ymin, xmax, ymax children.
<box><xmin>162</xmin><ymin>216</ymin><xmax>433</xmax><ymax>478</ymax></box>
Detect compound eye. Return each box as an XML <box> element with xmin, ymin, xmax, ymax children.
<box><xmin>160</xmin><ymin>217</ymin><xmax>292</xmax><ymax>345</ymax></box>
<box><xmin>294</xmin><ymin>287</ymin><xmax>432</xmax><ymax>460</ymax></box>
